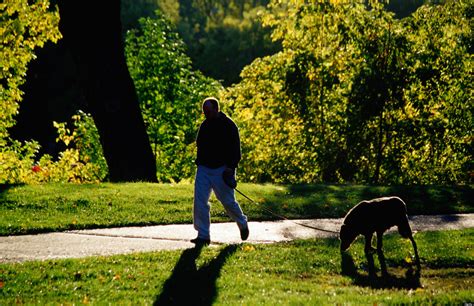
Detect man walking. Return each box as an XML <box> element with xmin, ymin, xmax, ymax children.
<box><xmin>192</xmin><ymin>97</ymin><xmax>249</xmax><ymax>245</ymax></box>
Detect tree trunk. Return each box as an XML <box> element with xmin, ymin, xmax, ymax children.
<box><xmin>58</xmin><ymin>0</ymin><xmax>157</xmax><ymax>182</ymax></box>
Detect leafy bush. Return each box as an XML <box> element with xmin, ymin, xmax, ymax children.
<box><xmin>0</xmin><ymin>111</ymin><xmax>107</xmax><ymax>184</ymax></box>
<box><xmin>0</xmin><ymin>0</ymin><xmax>62</xmax><ymax>184</ymax></box>
<box><xmin>223</xmin><ymin>0</ymin><xmax>472</xmax><ymax>185</ymax></box>
<box><xmin>50</xmin><ymin>111</ymin><xmax>108</xmax><ymax>182</ymax></box>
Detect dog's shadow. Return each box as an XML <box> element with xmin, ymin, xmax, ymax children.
<box><xmin>154</xmin><ymin>244</ymin><xmax>238</xmax><ymax>306</ymax></box>
<box><xmin>340</xmin><ymin>252</ymin><xmax>422</xmax><ymax>289</ymax></box>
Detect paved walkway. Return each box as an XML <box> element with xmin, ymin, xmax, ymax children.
<box><xmin>1</xmin><ymin>214</ymin><xmax>473</xmax><ymax>263</ymax></box>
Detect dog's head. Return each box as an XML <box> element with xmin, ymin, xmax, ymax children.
<box><xmin>339</xmin><ymin>224</ymin><xmax>358</xmax><ymax>252</ymax></box>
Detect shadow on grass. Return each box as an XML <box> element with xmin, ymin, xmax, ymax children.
<box><xmin>0</xmin><ymin>183</ymin><xmax>24</xmax><ymax>195</ymax></box>
<box><xmin>258</xmin><ymin>184</ymin><xmax>473</xmax><ymax>220</ymax></box>
<box><xmin>154</xmin><ymin>244</ymin><xmax>238</xmax><ymax>306</ymax></box>
<box><xmin>340</xmin><ymin>251</ymin><xmax>422</xmax><ymax>289</ymax></box>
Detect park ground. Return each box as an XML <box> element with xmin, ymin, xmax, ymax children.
<box><xmin>0</xmin><ymin>183</ymin><xmax>473</xmax><ymax>304</ymax></box>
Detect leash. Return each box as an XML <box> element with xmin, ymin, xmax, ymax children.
<box><xmin>235</xmin><ymin>188</ymin><xmax>340</xmax><ymax>234</ymax></box>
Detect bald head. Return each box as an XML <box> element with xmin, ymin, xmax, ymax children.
<box><xmin>202</xmin><ymin>97</ymin><xmax>219</xmax><ymax>120</ymax></box>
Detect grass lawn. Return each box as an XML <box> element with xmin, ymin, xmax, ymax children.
<box><xmin>0</xmin><ymin>183</ymin><xmax>472</xmax><ymax>235</ymax></box>
<box><xmin>1</xmin><ymin>229</ymin><xmax>473</xmax><ymax>304</ymax></box>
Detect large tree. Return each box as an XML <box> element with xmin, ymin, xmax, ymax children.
<box><xmin>12</xmin><ymin>0</ymin><xmax>157</xmax><ymax>182</ymax></box>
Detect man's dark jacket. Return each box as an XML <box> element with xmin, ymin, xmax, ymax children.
<box><xmin>195</xmin><ymin>112</ymin><xmax>241</xmax><ymax>169</ymax></box>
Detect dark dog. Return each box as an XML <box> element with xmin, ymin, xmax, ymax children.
<box><xmin>340</xmin><ymin>196</ymin><xmax>421</xmax><ymax>276</ymax></box>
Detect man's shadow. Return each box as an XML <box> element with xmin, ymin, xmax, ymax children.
<box><xmin>154</xmin><ymin>244</ymin><xmax>238</xmax><ymax>306</ymax></box>
<box><xmin>340</xmin><ymin>252</ymin><xmax>422</xmax><ymax>289</ymax></box>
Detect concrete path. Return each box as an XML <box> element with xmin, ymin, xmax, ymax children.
<box><xmin>1</xmin><ymin>214</ymin><xmax>473</xmax><ymax>263</ymax></box>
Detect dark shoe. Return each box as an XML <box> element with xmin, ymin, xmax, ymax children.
<box><xmin>190</xmin><ymin>237</ymin><xmax>210</xmax><ymax>245</ymax></box>
<box><xmin>240</xmin><ymin>226</ymin><xmax>249</xmax><ymax>241</ymax></box>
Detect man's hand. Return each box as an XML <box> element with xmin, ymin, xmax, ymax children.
<box><xmin>222</xmin><ymin>168</ymin><xmax>237</xmax><ymax>189</ymax></box>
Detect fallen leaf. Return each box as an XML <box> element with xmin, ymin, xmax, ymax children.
<box><xmin>97</xmin><ymin>275</ymin><xmax>106</xmax><ymax>283</ymax></box>
<box><xmin>243</xmin><ymin>245</ymin><xmax>255</xmax><ymax>252</ymax></box>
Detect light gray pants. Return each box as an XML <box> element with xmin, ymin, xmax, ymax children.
<box><xmin>193</xmin><ymin>165</ymin><xmax>248</xmax><ymax>240</ymax></box>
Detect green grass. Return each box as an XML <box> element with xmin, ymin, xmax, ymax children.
<box><xmin>1</xmin><ymin>229</ymin><xmax>472</xmax><ymax>304</ymax></box>
<box><xmin>1</xmin><ymin>183</ymin><xmax>472</xmax><ymax>235</ymax></box>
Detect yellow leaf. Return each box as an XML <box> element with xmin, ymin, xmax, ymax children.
<box><xmin>243</xmin><ymin>245</ymin><xmax>255</xmax><ymax>252</ymax></box>
<box><xmin>98</xmin><ymin>275</ymin><xmax>106</xmax><ymax>283</ymax></box>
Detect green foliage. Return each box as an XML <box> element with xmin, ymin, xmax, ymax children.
<box><xmin>120</xmin><ymin>0</ymin><xmax>161</xmax><ymax>33</ymax></box>
<box><xmin>0</xmin><ymin>0</ymin><xmax>63</xmax><ymax>184</ymax></box>
<box><xmin>4</xmin><ymin>0</ymin><xmax>469</xmax><ymax>185</ymax></box>
<box><xmin>170</xmin><ymin>0</ymin><xmax>280</xmax><ymax>85</ymax></box>
<box><xmin>125</xmin><ymin>13</ymin><xmax>221</xmax><ymax>182</ymax></box>
<box><xmin>49</xmin><ymin>111</ymin><xmax>108</xmax><ymax>183</ymax></box>
<box><xmin>398</xmin><ymin>1</ymin><xmax>473</xmax><ymax>184</ymax></box>
<box><xmin>0</xmin><ymin>0</ymin><xmax>61</xmax><ymax>144</ymax></box>
<box><xmin>0</xmin><ymin>139</ymin><xmax>41</xmax><ymax>184</ymax></box>
<box><xmin>120</xmin><ymin>0</ymin><xmax>279</xmax><ymax>85</ymax></box>
<box><xmin>69</xmin><ymin>111</ymin><xmax>108</xmax><ymax>180</ymax></box>
<box><xmin>0</xmin><ymin>112</ymin><xmax>107</xmax><ymax>184</ymax></box>
<box><xmin>223</xmin><ymin>2</ymin><xmax>369</xmax><ymax>183</ymax></box>
<box><xmin>223</xmin><ymin>0</ymin><xmax>472</xmax><ymax>184</ymax></box>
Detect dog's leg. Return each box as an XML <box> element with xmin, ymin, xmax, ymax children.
<box><xmin>364</xmin><ymin>233</ymin><xmax>376</xmax><ymax>277</ymax></box>
<box><xmin>409</xmin><ymin>235</ymin><xmax>421</xmax><ymax>273</ymax></box>
<box><xmin>398</xmin><ymin>217</ymin><xmax>421</xmax><ymax>273</ymax></box>
<box><xmin>364</xmin><ymin>232</ymin><xmax>376</xmax><ymax>254</ymax></box>
<box><xmin>376</xmin><ymin>231</ymin><xmax>388</xmax><ymax>277</ymax></box>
